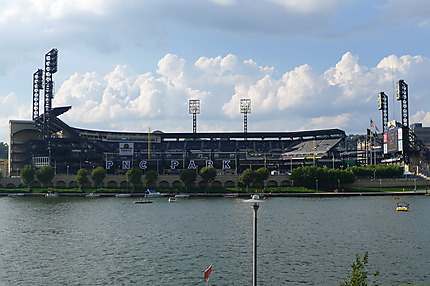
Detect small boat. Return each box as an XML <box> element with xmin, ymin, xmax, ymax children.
<box><xmin>133</xmin><ymin>199</ymin><xmax>153</xmax><ymax>204</ymax></box>
<box><xmin>145</xmin><ymin>189</ymin><xmax>163</xmax><ymax>198</ymax></box>
<box><xmin>168</xmin><ymin>197</ymin><xmax>178</xmax><ymax>202</ymax></box>
<box><xmin>175</xmin><ymin>194</ymin><xmax>190</xmax><ymax>198</ymax></box>
<box><xmin>115</xmin><ymin>193</ymin><xmax>132</xmax><ymax>198</ymax></box>
<box><xmin>8</xmin><ymin>193</ymin><xmax>25</xmax><ymax>197</ymax></box>
<box><xmin>86</xmin><ymin>193</ymin><xmax>100</xmax><ymax>198</ymax></box>
<box><xmin>45</xmin><ymin>191</ymin><xmax>59</xmax><ymax>198</ymax></box>
<box><xmin>223</xmin><ymin>193</ymin><xmax>239</xmax><ymax>198</ymax></box>
<box><xmin>396</xmin><ymin>202</ymin><xmax>409</xmax><ymax>211</ymax></box>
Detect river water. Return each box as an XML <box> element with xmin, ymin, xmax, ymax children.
<box><xmin>0</xmin><ymin>195</ymin><xmax>428</xmax><ymax>285</ymax></box>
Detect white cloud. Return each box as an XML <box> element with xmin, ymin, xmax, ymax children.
<box><xmin>267</xmin><ymin>0</ymin><xmax>345</xmax><ymax>14</ymax></box>
<box><xmin>50</xmin><ymin>52</ymin><xmax>430</xmax><ymax>138</ymax></box>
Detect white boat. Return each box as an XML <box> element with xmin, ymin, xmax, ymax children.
<box><xmin>86</xmin><ymin>193</ymin><xmax>100</xmax><ymax>198</ymax></box>
<box><xmin>45</xmin><ymin>191</ymin><xmax>59</xmax><ymax>198</ymax></box>
<box><xmin>168</xmin><ymin>197</ymin><xmax>178</xmax><ymax>202</ymax></box>
<box><xmin>175</xmin><ymin>194</ymin><xmax>190</xmax><ymax>198</ymax></box>
<box><xmin>223</xmin><ymin>193</ymin><xmax>239</xmax><ymax>198</ymax></box>
<box><xmin>145</xmin><ymin>189</ymin><xmax>163</xmax><ymax>198</ymax></box>
<box><xmin>8</xmin><ymin>193</ymin><xmax>25</xmax><ymax>197</ymax></box>
<box><xmin>115</xmin><ymin>193</ymin><xmax>132</xmax><ymax>198</ymax></box>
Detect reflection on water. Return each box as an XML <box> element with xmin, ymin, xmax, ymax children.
<box><xmin>0</xmin><ymin>196</ymin><xmax>429</xmax><ymax>285</ymax></box>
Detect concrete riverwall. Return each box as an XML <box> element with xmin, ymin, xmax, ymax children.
<box><xmin>1</xmin><ymin>173</ymin><xmax>293</xmax><ymax>189</ymax></box>
<box><xmin>0</xmin><ymin>173</ymin><xmax>428</xmax><ymax>189</ymax></box>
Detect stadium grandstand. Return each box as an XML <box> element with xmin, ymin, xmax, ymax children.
<box><xmin>8</xmin><ymin>108</ymin><xmax>346</xmax><ymax>176</ymax></box>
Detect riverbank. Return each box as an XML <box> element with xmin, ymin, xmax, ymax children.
<box><xmin>1</xmin><ymin>190</ymin><xmax>428</xmax><ymax>197</ymax></box>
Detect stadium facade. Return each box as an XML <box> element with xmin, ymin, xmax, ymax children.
<box><xmin>8</xmin><ymin>109</ymin><xmax>347</xmax><ymax>177</ymax></box>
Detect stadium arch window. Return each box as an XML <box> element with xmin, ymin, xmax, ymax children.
<box><xmin>224</xmin><ymin>180</ymin><xmax>235</xmax><ymax>188</ymax></box>
<box><xmin>280</xmin><ymin>180</ymin><xmax>290</xmax><ymax>187</ymax></box>
<box><xmin>198</xmin><ymin>181</ymin><xmax>207</xmax><ymax>188</ymax></box>
<box><xmin>172</xmin><ymin>181</ymin><xmax>182</xmax><ymax>188</ymax></box>
<box><xmin>56</xmin><ymin>181</ymin><xmax>66</xmax><ymax>188</ymax></box>
<box><xmin>120</xmin><ymin>181</ymin><xmax>128</xmax><ymax>188</ymax></box>
<box><xmin>159</xmin><ymin>181</ymin><xmax>170</xmax><ymax>188</ymax></box>
<box><xmin>212</xmin><ymin>181</ymin><xmax>222</xmax><ymax>187</ymax></box>
<box><xmin>267</xmin><ymin>180</ymin><xmax>278</xmax><ymax>187</ymax></box>
<box><xmin>108</xmin><ymin>181</ymin><xmax>118</xmax><ymax>188</ymax></box>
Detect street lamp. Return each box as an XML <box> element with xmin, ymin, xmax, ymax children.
<box><xmin>244</xmin><ymin>194</ymin><xmax>265</xmax><ymax>286</ymax></box>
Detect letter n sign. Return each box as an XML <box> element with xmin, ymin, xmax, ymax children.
<box><xmin>122</xmin><ymin>161</ymin><xmax>131</xmax><ymax>170</ymax></box>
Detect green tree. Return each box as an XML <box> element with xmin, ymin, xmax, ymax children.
<box><xmin>292</xmin><ymin>166</ymin><xmax>355</xmax><ymax>190</ymax></box>
<box><xmin>126</xmin><ymin>167</ymin><xmax>142</xmax><ymax>192</ymax></box>
<box><xmin>76</xmin><ymin>168</ymin><xmax>90</xmax><ymax>190</ymax></box>
<box><xmin>0</xmin><ymin>142</ymin><xmax>7</xmax><ymax>159</ymax></box>
<box><xmin>239</xmin><ymin>169</ymin><xmax>255</xmax><ymax>191</ymax></box>
<box><xmin>254</xmin><ymin>167</ymin><xmax>269</xmax><ymax>188</ymax></box>
<box><xmin>199</xmin><ymin>166</ymin><xmax>217</xmax><ymax>192</ymax></box>
<box><xmin>91</xmin><ymin>167</ymin><xmax>106</xmax><ymax>189</ymax></box>
<box><xmin>20</xmin><ymin>165</ymin><xmax>36</xmax><ymax>190</ymax></box>
<box><xmin>180</xmin><ymin>169</ymin><xmax>197</xmax><ymax>190</ymax></box>
<box><xmin>339</xmin><ymin>252</ymin><xmax>379</xmax><ymax>286</ymax></box>
<box><xmin>145</xmin><ymin>170</ymin><xmax>158</xmax><ymax>189</ymax></box>
<box><xmin>36</xmin><ymin>166</ymin><xmax>55</xmax><ymax>187</ymax></box>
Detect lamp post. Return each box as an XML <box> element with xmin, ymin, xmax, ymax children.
<box><xmin>244</xmin><ymin>194</ymin><xmax>265</xmax><ymax>286</ymax></box>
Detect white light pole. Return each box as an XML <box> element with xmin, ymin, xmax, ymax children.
<box><xmin>244</xmin><ymin>194</ymin><xmax>265</xmax><ymax>286</ymax></box>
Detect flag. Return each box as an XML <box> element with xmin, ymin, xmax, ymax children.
<box><xmin>370</xmin><ymin>119</ymin><xmax>380</xmax><ymax>132</ymax></box>
<box><xmin>204</xmin><ymin>265</ymin><xmax>213</xmax><ymax>280</ymax></box>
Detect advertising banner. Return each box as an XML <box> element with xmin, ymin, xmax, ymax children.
<box><xmin>119</xmin><ymin>143</ymin><xmax>134</xmax><ymax>156</ymax></box>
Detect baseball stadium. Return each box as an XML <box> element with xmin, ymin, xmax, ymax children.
<box><xmin>5</xmin><ymin>49</ymin><xmax>430</xmax><ymax>189</ymax></box>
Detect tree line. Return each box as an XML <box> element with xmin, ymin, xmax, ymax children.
<box><xmin>17</xmin><ymin>165</ymin><xmax>220</xmax><ymax>191</ymax></box>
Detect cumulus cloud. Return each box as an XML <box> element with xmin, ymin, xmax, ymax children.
<box><xmin>51</xmin><ymin>52</ymin><xmax>430</xmax><ymax>136</ymax></box>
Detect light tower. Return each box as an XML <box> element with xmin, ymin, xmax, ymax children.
<box><xmin>240</xmin><ymin>98</ymin><xmax>251</xmax><ymax>133</ymax></box>
<box><xmin>42</xmin><ymin>48</ymin><xmax>58</xmax><ymax>140</ymax></box>
<box><xmin>32</xmin><ymin>69</ymin><xmax>44</xmax><ymax>121</ymax></box>
<box><xmin>378</xmin><ymin>92</ymin><xmax>388</xmax><ymax>133</ymax></box>
<box><xmin>44</xmin><ymin>48</ymin><xmax>58</xmax><ymax>114</ymax></box>
<box><xmin>396</xmin><ymin>79</ymin><xmax>410</xmax><ymax>162</ymax></box>
<box><xmin>189</xmin><ymin>99</ymin><xmax>200</xmax><ymax>133</ymax></box>
<box><xmin>396</xmin><ymin>79</ymin><xmax>409</xmax><ymax>129</ymax></box>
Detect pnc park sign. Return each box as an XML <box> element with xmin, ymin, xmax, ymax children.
<box><xmin>105</xmin><ymin>159</ymin><xmax>232</xmax><ymax>171</ymax></box>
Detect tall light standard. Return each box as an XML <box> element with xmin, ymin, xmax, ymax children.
<box><xmin>240</xmin><ymin>98</ymin><xmax>251</xmax><ymax>133</ymax></box>
<box><xmin>244</xmin><ymin>195</ymin><xmax>265</xmax><ymax>286</ymax></box>
<box><xmin>189</xmin><ymin>99</ymin><xmax>200</xmax><ymax>133</ymax></box>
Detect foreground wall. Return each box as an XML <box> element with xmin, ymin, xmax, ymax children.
<box><xmin>1</xmin><ymin>174</ymin><xmax>428</xmax><ymax>190</ymax></box>
<box><xmin>0</xmin><ymin>174</ymin><xmax>293</xmax><ymax>189</ymax></box>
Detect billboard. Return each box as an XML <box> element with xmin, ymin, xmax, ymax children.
<box><xmin>383</xmin><ymin>128</ymin><xmax>403</xmax><ymax>154</ymax></box>
<box><xmin>119</xmin><ymin>143</ymin><xmax>134</xmax><ymax>156</ymax></box>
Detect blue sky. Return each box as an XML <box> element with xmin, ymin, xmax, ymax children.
<box><xmin>1</xmin><ymin>0</ymin><xmax>430</xmax><ymax>142</ymax></box>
